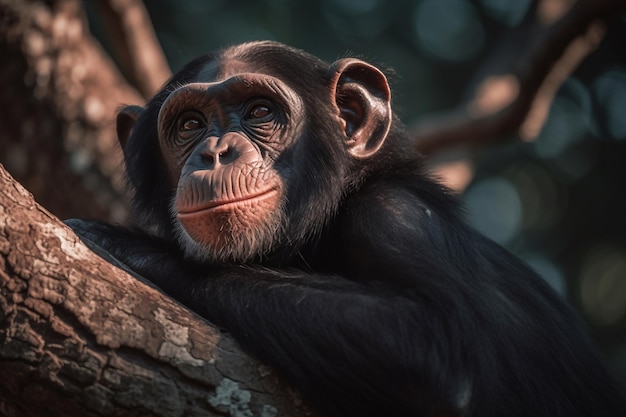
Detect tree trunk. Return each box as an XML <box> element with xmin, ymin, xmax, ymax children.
<box><xmin>0</xmin><ymin>164</ymin><xmax>316</xmax><ymax>417</ymax></box>
<box><xmin>0</xmin><ymin>0</ymin><xmax>143</xmax><ymax>223</ymax></box>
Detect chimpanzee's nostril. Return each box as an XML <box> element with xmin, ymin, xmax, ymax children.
<box><xmin>202</xmin><ymin>147</ymin><xmax>238</xmax><ymax>168</ymax></box>
<box><xmin>218</xmin><ymin>148</ymin><xmax>238</xmax><ymax>164</ymax></box>
<box><xmin>203</xmin><ymin>154</ymin><xmax>215</xmax><ymax>166</ymax></box>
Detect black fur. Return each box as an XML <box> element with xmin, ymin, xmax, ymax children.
<box><xmin>68</xmin><ymin>41</ymin><xmax>626</xmax><ymax>417</ymax></box>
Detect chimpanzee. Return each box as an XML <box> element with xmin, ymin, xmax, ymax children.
<box><xmin>67</xmin><ymin>41</ymin><xmax>626</xmax><ymax>417</ymax></box>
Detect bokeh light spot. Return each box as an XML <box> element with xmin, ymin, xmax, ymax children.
<box><xmin>580</xmin><ymin>245</ymin><xmax>626</xmax><ymax>326</ymax></box>
<box><xmin>464</xmin><ymin>177</ymin><xmax>523</xmax><ymax>245</ymax></box>
<box><xmin>592</xmin><ymin>69</ymin><xmax>626</xmax><ymax>140</ymax></box>
<box><xmin>414</xmin><ymin>0</ymin><xmax>485</xmax><ymax>62</ymax></box>
<box><xmin>512</xmin><ymin>163</ymin><xmax>567</xmax><ymax>230</ymax></box>
<box><xmin>534</xmin><ymin>80</ymin><xmax>590</xmax><ymax>159</ymax></box>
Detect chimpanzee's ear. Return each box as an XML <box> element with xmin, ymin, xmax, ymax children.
<box><xmin>329</xmin><ymin>59</ymin><xmax>392</xmax><ymax>160</ymax></box>
<box><xmin>116</xmin><ymin>105</ymin><xmax>144</xmax><ymax>149</ymax></box>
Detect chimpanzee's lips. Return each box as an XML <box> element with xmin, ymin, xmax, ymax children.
<box><xmin>177</xmin><ymin>187</ymin><xmax>280</xmax><ymax>216</ymax></box>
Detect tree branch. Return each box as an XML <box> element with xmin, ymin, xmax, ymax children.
<box><xmin>0</xmin><ymin>164</ymin><xmax>315</xmax><ymax>417</ymax></box>
<box><xmin>92</xmin><ymin>0</ymin><xmax>172</xmax><ymax>98</ymax></box>
<box><xmin>413</xmin><ymin>0</ymin><xmax>626</xmax><ymax>154</ymax></box>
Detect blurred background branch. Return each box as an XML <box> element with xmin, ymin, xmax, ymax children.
<box><xmin>91</xmin><ymin>0</ymin><xmax>171</xmax><ymax>98</ymax></box>
<box><xmin>413</xmin><ymin>0</ymin><xmax>626</xmax><ymax>154</ymax></box>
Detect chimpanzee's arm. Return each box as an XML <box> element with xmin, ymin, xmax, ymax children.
<box><xmin>66</xmin><ymin>216</ymin><xmax>626</xmax><ymax>417</ymax></box>
<box><xmin>66</xmin><ymin>219</ymin><xmax>473</xmax><ymax>417</ymax></box>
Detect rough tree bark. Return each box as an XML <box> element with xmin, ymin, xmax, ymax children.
<box><xmin>0</xmin><ymin>164</ymin><xmax>315</xmax><ymax>417</ymax></box>
<box><xmin>0</xmin><ymin>1</ymin><xmax>317</xmax><ymax>415</ymax></box>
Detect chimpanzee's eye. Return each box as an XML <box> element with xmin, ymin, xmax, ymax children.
<box><xmin>245</xmin><ymin>100</ymin><xmax>274</xmax><ymax>122</ymax></box>
<box><xmin>179</xmin><ymin>117</ymin><xmax>203</xmax><ymax>132</ymax></box>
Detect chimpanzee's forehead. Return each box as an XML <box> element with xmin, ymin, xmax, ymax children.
<box><xmin>194</xmin><ymin>58</ymin><xmax>261</xmax><ymax>83</ymax></box>
<box><xmin>189</xmin><ymin>41</ymin><xmax>328</xmax><ymax>86</ymax></box>
<box><xmin>192</xmin><ymin>42</ymin><xmax>282</xmax><ymax>83</ymax></box>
